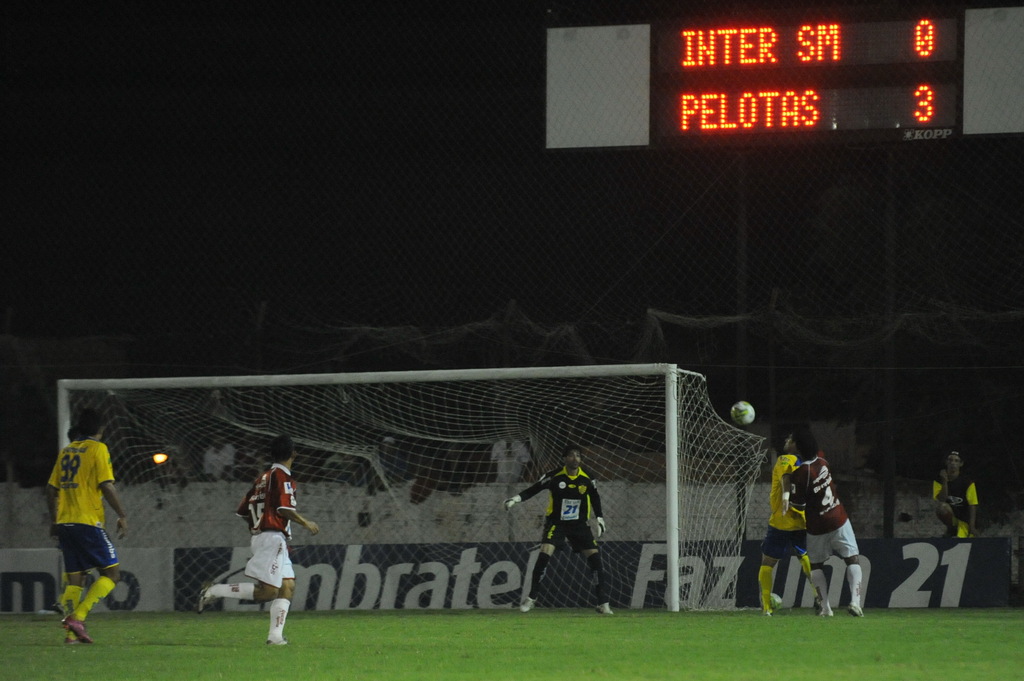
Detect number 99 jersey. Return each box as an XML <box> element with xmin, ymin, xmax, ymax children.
<box><xmin>48</xmin><ymin>437</ymin><xmax>116</xmax><ymax>528</ymax></box>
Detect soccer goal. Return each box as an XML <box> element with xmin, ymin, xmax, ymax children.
<box><xmin>57</xmin><ymin>364</ymin><xmax>765</xmax><ymax>611</ymax></box>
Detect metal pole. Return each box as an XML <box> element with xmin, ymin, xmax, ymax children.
<box><xmin>736</xmin><ymin>153</ymin><xmax>749</xmax><ymax>399</ymax></box>
<box><xmin>883</xmin><ymin>151</ymin><xmax>897</xmax><ymax>538</ymax></box>
<box><xmin>664</xmin><ymin>366</ymin><xmax>680</xmax><ymax>612</ymax></box>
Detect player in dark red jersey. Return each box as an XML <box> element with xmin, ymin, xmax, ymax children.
<box><xmin>503</xmin><ymin>443</ymin><xmax>611</xmax><ymax>614</ymax></box>
<box><xmin>197</xmin><ymin>434</ymin><xmax>320</xmax><ymax>644</ymax></box>
<box><xmin>788</xmin><ymin>425</ymin><xmax>864</xmax><ymax>617</ymax></box>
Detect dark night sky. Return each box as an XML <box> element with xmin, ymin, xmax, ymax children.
<box><xmin>6</xmin><ymin>0</ymin><xmax>1018</xmax><ymax>341</ymax></box>
<box><xmin>5</xmin><ymin>1</ymin><xmax>550</xmax><ymax>335</ymax></box>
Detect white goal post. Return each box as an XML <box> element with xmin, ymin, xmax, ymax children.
<box><xmin>57</xmin><ymin>363</ymin><xmax>765</xmax><ymax>612</ymax></box>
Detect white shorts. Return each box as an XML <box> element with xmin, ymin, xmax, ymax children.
<box><xmin>245</xmin><ymin>531</ymin><xmax>293</xmax><ymax>588</ymax></box>
<box><xmin>807</xmin><ymin>518</ymin><xmax>860</xmax><ymax>564</ymax></box>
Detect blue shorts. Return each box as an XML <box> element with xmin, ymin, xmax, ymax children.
<box><xmin>760</xmin><ymin>526</ymin><xmax>808</xmax><ymax>561</ymax></box>
<box><xmin>56</xmin><ymin>523</ymin><xmax>119</xmax><ymax>574</ymax></box>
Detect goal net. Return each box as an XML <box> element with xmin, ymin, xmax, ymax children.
<box><xmin>58</xmin><ymin>364</ymin><xmax>766</xmax><ymax>611</ymax></box>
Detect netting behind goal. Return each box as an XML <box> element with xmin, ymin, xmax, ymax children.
<box><xmin>58</xmin><ymin>364</ymin><xmax>765</xmax><ymax>611</ymax></box>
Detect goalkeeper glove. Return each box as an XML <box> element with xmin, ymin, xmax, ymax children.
<box><xmin>504</xmin><ymin>495</ymin><xmax>522</xmax><ymax>510</ymax></box>
<box><xmin>596</xmin><ymin>517</ymin><xmax>606</xmax><ymax>537</ymax></box>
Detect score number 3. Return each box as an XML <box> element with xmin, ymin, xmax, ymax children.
<box><xmin>913</xmin><ymin>84</ymin><xmax>936</xmax><ymax>123</ymax></box>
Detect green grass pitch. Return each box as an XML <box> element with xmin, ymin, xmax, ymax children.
<box><xmin>11</xmin><ymin>607</ymin><xmax>1024</xmax><ymax>681</ymax></box>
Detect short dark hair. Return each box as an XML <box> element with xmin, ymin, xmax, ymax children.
<box><xmin>562</xmin><ymin>443</ymin><xmax>582</xmax><ymax>457</ymax></box>
<box><xmin>790</xmin><ymin>425</ymin><xmax>818</xmax><ymax>459</ymax></box>
<box><xmin>74</xmin><ymin>408</ymin><xmax>103</xmax><ymax>439</ymax></box>
<box><xmin>269</xmin><ymin>434</ymin><xmax>295</xmax><ymax>462</ymax></box>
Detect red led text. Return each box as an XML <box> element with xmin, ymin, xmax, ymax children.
<box><xmin>677</xmin><ymin>19</ymin><xmax>943</xmax><ymax>69</ymax></box>
<box><xmin>681</xmin><ymin>27</ymin><xmax>780</xmax><ymax>66</ymax></box>
<box><xmin>796</xmin><ymin>24</ymin><xmax>841</xmax><ymax>62</ymax></box>
<box><xmin>914</xmin><ymin>20</ymin><xmax>936</xmax><ymax>57</ymax></box>
<box><xmin>678</xmin><ymin>90</ymin><xmax>822</xmax><ymax>131</ymax></box>
<box><xmin>913</xmin><ymin>84</ymin><xmax>936</xmax><ymax>122</ymax></box>
<box><xmin>681</xmin><ymin>24</ymin><xmax>841</xmax><ymax>68</ymax></box>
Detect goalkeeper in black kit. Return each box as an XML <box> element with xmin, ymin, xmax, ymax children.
<box><xmin>504</xmin><ymin>443</ymin><xmax>612</xmax><ymax>614</ymax></box>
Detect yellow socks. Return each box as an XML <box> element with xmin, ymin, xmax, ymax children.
<box><xmin>758</xmin><ymin>565</ymin><xmax>774</xmax><ymax>610</ymax></box>
<box><xmin>798</xmin><ymin>553</ymin><xmax>822</xmax><ymax>602</ymax></box>
<box><xmin>73</xmin><ymin>576</ymin><xmax>116</xmax><ymax>621</ymax></box>
<box><xmin>798</xmin><ymin>553</ymin><xmax>813</xmax><ymax>580</ymax></box>
<box><xmin>61</xmin><ymin>584</ymin><xmax>83</xmax><ymax>619</ymax></box>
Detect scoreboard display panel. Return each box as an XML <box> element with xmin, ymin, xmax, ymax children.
<box><xmin>651</xmin><ymin>9</ymin><xmax>961</xmax><ymax>144</ymax></box>
<box><xmin>546</xmin><ymin>6</ymin><xmax>1023</xmax><ymax>148</ymax></box>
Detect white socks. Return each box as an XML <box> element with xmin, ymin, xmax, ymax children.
<box><xmin>208</xmin><ymin>582</ymin><xmax>256</xmax><ymax>600</ymax></box>
<box><xmin>810</xmin><ymin>564</ymin><xmax>863</xmax><ymax>612</ymax></box>
<box><xmin>810</xmin><ymin>569</ymin><xmax>833</xmax><ymax>615</ymax></box>
<box><xmin>846</xmin><ymin>563</ymin><xmax>863</xmax><ymax>608</ymax></box>
<box><xmin>268</xmin><ymin>598</ymin><xmax>291</xmax><ymax>642</ymax></box>
<box><xmin>205</xmin><ymin>584</ymin><xmax>291</xmax><ymax>642</ymax></box>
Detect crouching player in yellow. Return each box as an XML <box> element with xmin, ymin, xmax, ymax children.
<box><xmin>757</xmin><ymin>434</ymin><xmax>821</xmax><ymax>616</ymax></box>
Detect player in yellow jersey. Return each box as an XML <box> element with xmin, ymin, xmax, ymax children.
<box><xmin>46</xmin><ymin>408</ymin><xmax>129</xmax><ymax>644</ymax></box>
<box><xmin>933</xmin><ymin>451</ymin><xmax>979</xmax><ymax>537</ymax></box>
<box><xmin>757</xmin><ymin>433</ymin><xmax>821</xmax><ymax>616</ymax></box>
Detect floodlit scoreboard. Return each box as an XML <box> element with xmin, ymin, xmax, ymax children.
<box><xmin>546</xmin><ymin>5</ymin><xmax>1024</xmax><ymax>148</ymax></box>
<box><xmin>656</xmin><ymin>17</ymin><xmax>958</xmax><ymax>137</ymax></box>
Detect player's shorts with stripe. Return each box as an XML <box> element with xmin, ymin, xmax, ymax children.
<box><xmin>542</xmin><ymin>521</ymin><xmax>597</xmax><ymax>553</ymax></box>
<box><xmin>56</xmin><ymin>523</ymin><xmax>119</xmax><ymax>574</ymax></box>
<box><xmin>760</xmin><ymin>526</ymin><xmax>808</xmax><ymax>560</ymax></box>
<box><xmin>245</xmin><ymin>531</ymin><xmax>294</xmax><ymax>587</ymax></box>
<box><xmin>807</xmin><ymin>518</ymin><xmax>860</xmax><ymax>563</ymax></box>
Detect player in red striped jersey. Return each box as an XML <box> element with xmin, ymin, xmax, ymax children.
<box><xmin>788</xmin><ymin>425</ymin><xmax>864</xmax><ymax>617</ymax></box>
<box><xmin>197</xmin><ymin>434</ymin><xmax>320</xmax><ymax>644</ymax></box>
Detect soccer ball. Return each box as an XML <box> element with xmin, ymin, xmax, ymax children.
<box><xmin>770</xmin><ymin>593</ymin><xmax>783</xmax><ymax>610</ymax></box>
<box><xmin>730</xmin><ymin>400</ymin><xmax>755</xmax><ymax>426</ymax></box>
